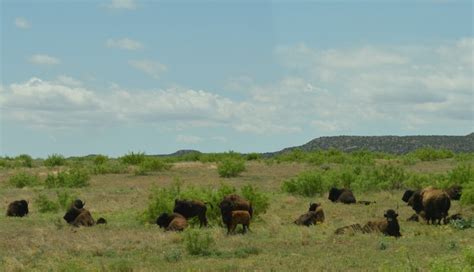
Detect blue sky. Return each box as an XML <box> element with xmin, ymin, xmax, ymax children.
<box><xmin>1</xmin><ymin>0</ymin><xmax>473</xmax><ymax>158</ymax></box>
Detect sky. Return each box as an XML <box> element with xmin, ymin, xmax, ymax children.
<box><xmin>0</xmin><ymin>0</ymin><xmax>473</xmax><ymax>158</ymax></box>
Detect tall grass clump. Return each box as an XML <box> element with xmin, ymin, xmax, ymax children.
<box><xmin>448</xmin><ymin>164</ymin><xmax>473</xmax><ymax>186</ymax></box>
<box><xmin>282</xmin><ymin>171</ymin><xmax>326</xmax><ymax>197</ymax></box>
<box><xmin>135</xmin><ymin>158</ymin><xmax>171</xmax><ymax>175</ymax></box>
<box><xmin>93</xmin><ymin>155</ymin><xmax>109</xmax><ymax>165</ymax></box>
<box><xmin>217</xmin><ymin>158</ymin><xmax>246</xmax><ymax>177</ymax></box>
<box><xmin>44</xmin><ymin>154</ymin><xmax>66</xmax><ymax>167</ymax></box>
<box><xmin>35</xmin><ymin>194</ymin><xmax>60</xmax><ymax>213</ymax></box>
<box><xmin>9</xmin><ymin>171</ymin><xmax>40</xmax><ymax>188</ymax></box>
<box><xmin>120</xmin><ymin>151</ymin><xmax>146</xmax><ymax>165</ymax></box>
<box><xmin>44</xmin><ymin>168</ymin><xmax>90</xmax><ymax>188</ymax></box>
<box><xmin>460</xmin><ymin>184</ymin><xmax>474</xmax><ymax>206</ymax></box>
<box><xmin>183</xmin><ymin>229</ymin><xmax>215</xmax><ymax>256</ymax></box>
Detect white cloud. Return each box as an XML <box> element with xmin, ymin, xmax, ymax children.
<box><xmin>29</xmin><ymin>54</ymin><xmax>60</xmax><ymax>65</ymax></box>
<box><xmin>106</xmin><ymin>38</ymin><xmax>143</xmax><ymax>50</ymax></box>
<box><xmin>107</xmin><ymin>0</ymin><xmax>136</xmax><ymax>10</ymax></box>
<box><xmin>176</xmin><ymin>135</ymin><xmax>203</xmax><ymax>144</ymax></box>
<box><xmin>129</xmin><ymin>60</ymin><xmax>167</xmax><ymax>79</ymax></box>
<box><xmin>14</xmin><ymin>17</ymin><xmax>30</xmax><ymax>29</ymax></box>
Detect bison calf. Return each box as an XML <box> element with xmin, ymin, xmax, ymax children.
<box><xmin>220</xmin><ymin>194</ymin><xmax>253</xmax><ymax>231</ymax></box>
<box><xmin>6</xmin><ymin>200</ymin><xmax>29</xmax><ymax>217</ymax></box>
<box><xmin>156</xmin><ymin>212</ymin><xmax>187</xmax><ymax>231</ymax></box>
<box><xmin>294</xmin><ymin>202</ymin><xmax>325</xmax><ymax>226</ymax></box>
<box><xmin>228</xmin><ymin>210</ymin><xmax>251</xmax><ymax>234</ymax></box>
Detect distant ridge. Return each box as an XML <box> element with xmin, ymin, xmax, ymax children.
<box><xmin>271</xmin><ymin>133</ymin><xmax>474</xmax><ymax>155</ymax></box>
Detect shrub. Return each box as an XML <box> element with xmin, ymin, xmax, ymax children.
<box><xmin>460</xmin><ymin>184</ymin><xmax>474</xmax><ymax>206</ymax></box>
<box><xmin>365</xmin><ymin>164</ymin><xmax>406</xmax><ymax>190</ymax></box>
<box><xmin>217</xmin><ymin>159</ymin><xmax>246</xmax><ymax>178</ymax></box>
<box><xmin>240</xmin><ymin>184</ymin><xmax>270</xmax><ymax>217</ymax></box>
<box><xmin>411</xmin><ymin>148</ymin><xmax>454</xmax><ymax>161</ymax></box>
<box><xmin>282</xmin><ymin>171</ymin><xmax>325</xmax><ymax>197</ymax></box>
<box><xmin>35</xmin><ymin>194</ymin><xmax>60</xmax><ymax>213</ymax></box>
<box><xmin>15</xmin><ymin>154</ymin><xmax>33</xmax><ymax>167</ymax></box>
<box><xmin>44</xmin><ymin>154</ymin><xmax>66</xmax><ymax>167</ymax></box>
<box><xmin>120</xmin><ymin>152</ymin><xmax>146</xmax><ymax>165</ymax></box>
<box><xmin>9</xmin><ymin>171</ymin><xmax>40</xmax><ymax>188</ymax></box>
<box><xmin>183</xmin><ymin>229</ymin><xmax>215</xmax><ymax>256</ymax></box>
<box><xmin>92</xmin><ymin>160</ymin><xmax>129</xmax><ymax>175</ymax></box>
<box><xmin>56</xmin><ymin>191</ymin><xmax>77</xmax><ymax>210</ymax></box>
<box><xmin>448</xmin><ymin>164</ymin><xmax>473</xmax><ymax>186</ymax></box>
<box><xmin>44</xmin><ymin>168</ymin><xmax>90</xmax><ymax>188</ymax></box>
<box><xmin>135</xmin><ymin>158</ymin><xmax>171</xmax><ymax>175</ymax></box>
<box><xmin>245</xmin><ymin>153</ymin><xmax>261</xmax><ymax>161</ymax></box>
<box><xmin>93</xmin><ymin>155</ymin><xmax>108</xmax><ymax>165</ymax></box>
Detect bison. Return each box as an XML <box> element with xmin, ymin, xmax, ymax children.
<box><xmin>72</xmin><ymin>209</ymin><xmax>95</xmax><ymax>227</ymax></box>
<box><xmin>156</xmin><ymin>212</ymin><xmax>187</xmax><ymax>231</ymax></box>
<box><xmin>173</xmin><ymin>199</ymin><xmax>211</xmax><ymax>227</ymax></box>
<box><xmin>6</xmin><ymin>200</ymin><xmax>29</xmax><ymax>217</ymax></box>
<box><xmin>335</xmin><ymin>209</ymin><xmax>401</xmax><ymax>237</ymax></box>
<box><xmin>219</xmin><ymin>194</ymin><xmax>253</xmax><ymax>230</ymax></box>
<box><xmin>411</xmin><ymin>188</ymin><xmax>451</xmax><ymax>225</ymax></box>
<box><xmin>328</xmin><ymin>188</ymin><xmax>356</xmax><ymax>204</ymax></box>
<box><xmin>63</xmin><ymin>199</ymin><xmax>106</xmax><ymax>227</ymax></box>
<box><xmin>96</xmin><ymin>217</ymin><xmax>107</xmax><ymax>225</ymax></box>
<box><xmin>445</xmin><ymin>185</ymin><xmax>462</xmax><ymax>201</ymax></box>
<box><xmin>294</xmin><ymin>202</ymin><xmax>325</xmax><ymax>226</ymax></box>
<box><xmin>228</xmin><ymin>210</ymin><xmax>251</xmax><ymax>234</ymax></box>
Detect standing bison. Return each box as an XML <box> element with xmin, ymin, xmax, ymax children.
<box><xmin>219</xmin><ymin>194</ymin><xmax>253</xmax><ymax>231</ymax></box>
<box><xmin>228</xmin><ymin>210</ymin><xmax>251</xmax><ymax>234</ymax></box>
<box><xmin>6</xmin><ymin>200</ymin><xmax>29</xmax><ymax>217</ymax></box>
<box><xmin>156</xmin><ymin>212</ymin><xmax>187</xmax><ymax>231</ymax></box>
<box><xmin>173</xmin><ymin>199</ymin><xmax>211</xmax><ymax>227</ymax></box>
<box><xmin>403</xmin><ymin>187</ymin><xmax>451</xmax><ymax>224</ymax></box>
<box><xmin>294</xmin><ymin>202</ymin><xmax>325</xmax><ymax>226</ymax></box>
<box><xmin>328</xmin><ymin>188</ymin><xmax>356</xmax><ymax>204</ymax></box>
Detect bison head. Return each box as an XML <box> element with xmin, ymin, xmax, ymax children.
<box><xmin>384</xmin><ymin>209</ymin><xmax>398</xmax><ymax>222</ymax></box>
<box><xmin>308</xmin><ymin>202</ymin><xmax>320</xmax><ymax>211</ymax></box>
<box><xmin>402</xmin><ymin>190</ymin><xmax>415</xmax><ymax>203</ymax></box>
<box><xmin>411</xmin><ymin>192</ymin><xmax>424</xmax><ymax>214</ymax></box>
<box><xmin>445</xmin><ymin>185</ymin><xmax>462</xmax><ymax>200</ymax></box>
<box><xmin>156</xmin><ymin>213</ymin><xmax>172</xmax><ymax>228</ymax></box>
<box><xmin>73</xmin><ymin>199</ymin><xmax>85</xmax><ymax>209</ymax></box>
<box><xmin>328</xmin><ymin>188</ymin><xmax>342</xmax><ymax>202</ymax></box>
<box><xmin>63</xmin><ymin>207</ymin><xmax>82</xmax><ymax>224</ymax></box>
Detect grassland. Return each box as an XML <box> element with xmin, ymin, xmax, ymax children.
<box><xmin>1</xmin><ymin>154</ymin><xmax>473</xmax><ymax>271</ymax></box>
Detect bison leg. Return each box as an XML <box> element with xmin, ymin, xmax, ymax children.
<box><xmin>199</xmin><ymin>214</ymin><xmax>208</xmax><ymax>227</ymax></box>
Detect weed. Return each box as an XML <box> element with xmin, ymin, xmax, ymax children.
<box><xmin>183</xmin><ymin>228</ymin><xmax>215</xmax><ymax>256</ymax></box>
<box><xmin>44</xmin><ymin>168</ymin><xmax>90</xmax><ymax>188</ymax></box>
<box><xmin>217</xmin><ymin>158</ymin><xmax>246</xmax><ymax>178</ymax></box>
<box><xmin>9</xmin><ymin>171</ymin><xmax>40</xmax><ymax>188</ymax></box>
<box><xmin>282</xmin><ymin>171</ymin><xmax>325</xmax><ymax>197</ymax></box>
<box><xmin>35</xmin><ymin>194</ymin><xmax>60</xmax><ymax>213</ymax></box>
<box><xmin>120</xmin><ymin>152</ymin><xmax>146</xmax><ymax>165</ymax></box>
<box><xmin>44</xmin><ymin>154</ymin><xmax>66</xmax><ymax>167</ymax></box>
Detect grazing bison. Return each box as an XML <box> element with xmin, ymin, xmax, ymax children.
<box><xmin>156</xmin><ymin>212</ymin><xmax>187</xmax><ymax>231</ymax></box>
<box><xmin>411</xmin><ymin>188</ymin><xmax>451</xmax><ymax>225</ymax></box>
<box><xmin>294</xmin><ymin>202</ymin><xmax>325</xmax><ymax>226</ymax></box>
<box><xmin>173</xmin><ymin>199</ymin><xmax>211</xmax><ymax>227</ymax></box>
<box><xmin>335</xmin><ymin>209</ymin><xmax>401</xmax><ymax>237</ymax></box>
<box><xmin>328</xmin><ymin>188</ymin><xmax>356</xmax><ymax>204</ymax></box>
<box><xmin>228</xmin><ymin>210</ymin><xmax>251</xmax><ymax>234</ymax></box>
<box><xmin>219</xmin><ymin>194</ymin><xmax>253</xmax><ymax>229</ymax></box>
<box><xmin>6</xmin><ymin>200</ymin><xmax>29</xmax><ymax>217</ymax></box>
<box><xmin>362</xmin><ymin>209</ymin><xmax>401</xmax><ymax>237</ymax></box>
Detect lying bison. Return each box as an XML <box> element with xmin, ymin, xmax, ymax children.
<box><xmin>219</xmin><ymin>194</ymin><xmax>253</xmax><ymax>230</ymax></box>
<box><xmin>63</xmin><ymin>199</ymin><xmax>106</xmax><ymax>227</ymax></box>
<box><xmin>6</xmin><ymin>200</ymin><xmax>29</xmax><ymax>217</ymax></box>
<box><xmin>173</xmin><ymin>199</ymin><xmax>211</xmax><ymax>227</ymax></box>
<box><xmin>328</xmin><ymin>188</ymin><xmax>356</xmax><ymax>204</ymax></box>
<box><xmin>335</xmin><ymin>209</ymin><xmax>401</xmax><ymax>237</ymax></box>
<box><xmin>228</xmin><ymin>210</ymin><xmax>251</xmax><ymax>234</ymax></box>
<box><xmin>156</xmin><ymin>212</ymin><xmax>187</xmax><ymax>231</ymax></box>
<box><xmin>294</xmin><ymin>202</ymin><xmax>325</xmax><ymax>226</ymax></box>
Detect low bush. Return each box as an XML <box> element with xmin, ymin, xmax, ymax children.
<box><xmin>120</xmin><ymin>151</ymin><xmax>146</xmax><ymax>165</ymax></box>
<box><xmin>460</xmin><ymin>184</ymin><xmax>474</xmax><ymax>206</ymax></box>
<box><xmin>93</xmin><ymin>155</ymin><xmax>109</xmax><ymax>165</ymax></box>
<box><xmin>35</xmin><ymin>194</ymin><xmax>60</xmax><ymax>213</ymax></box>
<box><xmin>282</xmin><ymin>171</ymin><xmax>326</xmax><ymax>197</ymax></box>
<box><xmin>448</xmin><ymin>164</ymin><xmax>473</xmax><ymax>186</ymax></box>
<box><xmin>411</xmin><ymin>148</ymin><xmax>454</xmax><ymax>161</ymax></box>
<box><xmin>92</xmin><ymin>160</ymin><xmax>129</xmax><ymax>175</ymax></box>
<box><xmin>9</xmin><ymin>171</ymin><xmax>40</xmax><ymax>188</ymax></box>
<box><xmin>245</xmin><ymin>153</ymin><xmax>261</xmax><ymax>161</ymax></box>
<box><xmin>183</xmin><ymin>228</ymin><xmax>215</xmax><ymax>256</ymax></box>
<box><xmin>135</xmin><ymin>158</ymin><xmax>171</xmax><ymax>175</ymax></box>
<box><xmin>217</xmin><ymin>159</ymin><xmax>246</xmax><ymax>178</ymax></box>
<box><xmin>44</xmin><ymin>154</ymin><xmax>66</xmax><ymax>167</ymax></box>
<box><xmin>44</xmin><ymin>168</ymin><xmax>90</xmax><ymax>188</ymax></box>
<box><xmin>241</xmin><ymin>184</ymin><xmax>270</xmax><ymax>217</ymax></box>
<box><xmin>15</xmin><ymin>154</ymin><xmax>33</xmax><ymax>168</ymax></box>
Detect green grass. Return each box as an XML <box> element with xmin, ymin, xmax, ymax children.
<box><xmin>0</xmin><ymin>154</ymin><xmax>473</xmax><ymax>271</ymax></box>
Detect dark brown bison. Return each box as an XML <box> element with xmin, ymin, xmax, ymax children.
<box><xmin>219</xmin><ymin>194</ymin><xmax>253</xmax><ymax>229</ymax></box>
<box><xmin>6</xmin><ymin>200</ymin><xmax>29</xmax><ymax>217</ymax></box>
<box><xmin>335</xmin><ymin>209</ymin><xmax>401</xmax><ymax>237</ymax></box>
<box><xmin>156</xmin><ymin>212</ymin><xmax>187</xmax><ymax>231</ymax></box>
<box><xmin>72</xmin><ymin>209</ymin><xmax>95</xmax><ymax>227</ymax></box>
<box><xmin>228</xmin><ymin>210</ymin><xmax>251</xmax><ymax>234</ymax></box>
<box><xmin>173</xmin><ymin>199</ymin><xmax>211</xmax><ymax>227</ymax></box>
<box><xmin>63</xmin><ymin>199</ymin><xmax>87</xmax><ymax>224</ymax></box>
<box><xmin>411</xmin><ymin>188</ymin><xmax>451</xmax><ymax>225</ymax></box>
<box><xmin>328</xmin><ymin>188</ymin><xmax>356</xmax><ymax>204</ymax></box>
<box><xmin>294</xmin><ymin>202</ymin><xmax>325</xmax><ymax>226</ymax></box>
<box><xmin>362</xmin><ymin>209</ymin><xmax>401</xmax><ymax>237</ymax></box>
<box><xmin>63</xmin><ymin>199</ymin><xmax>105</xmax><ymax>227</ymax></box>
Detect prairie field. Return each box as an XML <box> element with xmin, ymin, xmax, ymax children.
<box><xmin>0</xmin><ymin>151</ymin><xmax>473</xmax><ymax>271</ymax></box>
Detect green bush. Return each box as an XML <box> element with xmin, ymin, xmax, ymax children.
<box><xmin>240</xmin><ymin>184</ymin><xmax>270</xmax><ymax>217</ymax></box>
<box><xmin>44</xmin><ymin>154</ymin><xmax>66</xmax><ymax>167</ymax></box>
<box><xmin>217</xmin><ymin>159</ymin><xmax>246</xmax><ymax>177</ymax></box>
<box><xmin>120</xmin><ymin>152</ymin><xmax>146</xmax><ymax>165</ymax></box>
<box><xmin>44</xmin><ymin>168</ymin><xmax>90</xmax><ymax>188</ymax></box>
<box><xmin>92</xmin><ymin>160</ymin><xmax>129</xmax><ymax>175</ymax></box>
<box><xmin>56</xmin><ymin>191</ymin><xmax>77</xmax><ymax>210</ymax></box>
<box><xmin>35</xmin><ymin>194</ymin><xmax>60</xmax><ymax>213</ymax></box>
<box><xmin>460</xmin><ymin>184</ymin><xmax>474</xmax><ymax>206</ymax></box>
<box><xmin>15</xmin><ymin>154</ymin><xmax>33</xmax><ymax>167</ymax></box>
<box><xmin>9</xmin><ymin>171</ymin><xmax>40</xmax><ymax>188</ymax></box>
<box><xmin>364</xmin><ymin>164</ymin><xmax>406</xmax><ymax>190</ymax></box>
<box><xmin>245</xmin><ymin>153</ymin><xmax>261</xmax><ymax>161</ymax></box>
<box><xmin>183</xmin><ymin>229</ymin><xmax>215</xmax><ymax>256</ymax></box>
<box><xmin>135</xmin><ymin>158</ymin><xmax>171</xmax><ymax>176</ymax></box>
<box><xmin>411</xmin><ymin>148</ymin><xmax>454</xmax><ymax>161</ymax></box>
<box><xmin>93</xmin><ymin>155</ymin><xmax>108</xmax><ymax>165</ymax></box>
<box><xmin>282</xmin><ymin>171</ymin><xmax>326</xmax><ymax>197</ymax></box>
<box><xmin>448</xmin><ymin>164</ymin><xmax>473</xmax><ymax>186</ymax></box>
